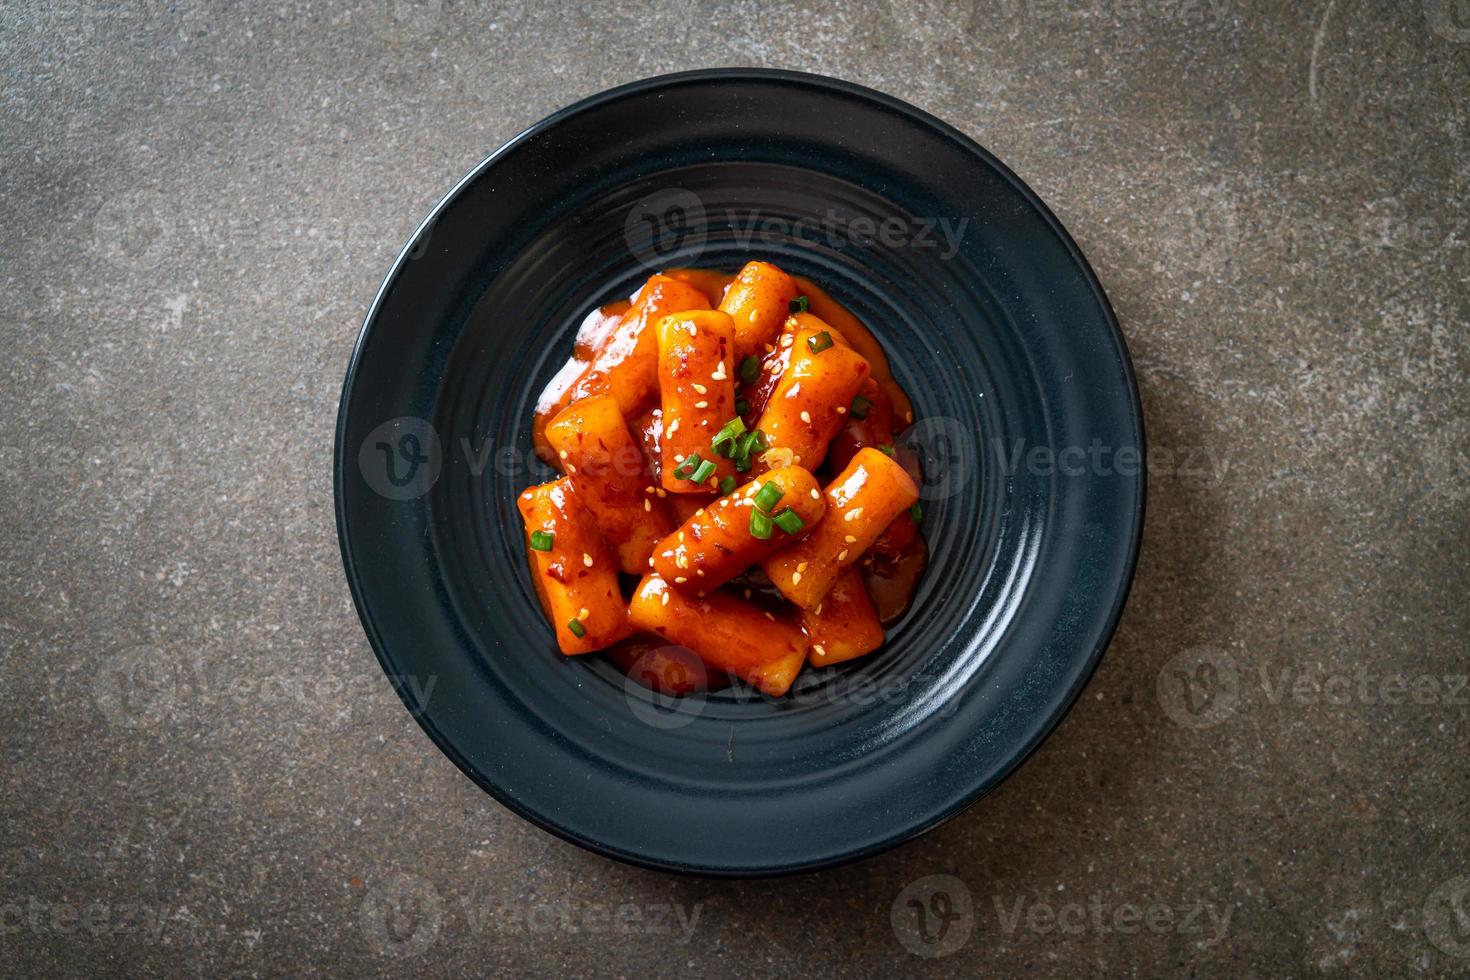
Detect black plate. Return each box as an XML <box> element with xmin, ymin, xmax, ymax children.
<box><xmin>334</xmin><ymin>69</ymin><xmax>1144</xmax><ymax>876</ymax></box>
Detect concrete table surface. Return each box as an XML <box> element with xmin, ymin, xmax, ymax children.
<box><xmin>2</xmin><ymin>1</ymin><xmax>1466</xmax><ymax>976</ymax></box>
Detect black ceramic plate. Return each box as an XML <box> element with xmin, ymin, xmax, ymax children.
<box><xmin>335</xmin><ymin>69</ymin><xmax>1144</xmax><ymax>876</ymax></box>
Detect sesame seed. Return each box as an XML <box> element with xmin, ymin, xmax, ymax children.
<box><xmin>844</xmin><ymin>534</ymin><xmax>857</xmax><ymax>543</ymax></box>
<box><xmin>692</xmin><ymin>383</ymin><xmax>707</xmax><ymax>395</ymax></box>
<box><xmin>814</xmin><ymin>603</ymin><xmax>823</xmax><ymax>615</ymax></box>
<box><xmin>837</xmin><ymin>549</ymin><xmax>849</xmax><ymax>561</ymax></box>
<box><xmin>566</xmin><ymin>463</ymin><xmax>577</xmax><ymax>474</ymax></box>
<box><xmin>845</xmin><ymin>507</ymin><xmax>863</xmax><ymax>521</ymax></box>
<box><xmin>796</xmin><ymin>561</ymin><xmax>808</xmax><ymax>572</ymax></box>
<box><xmin>905</xmin><ymin>411</ymin><xmax>914</xmax><ymax>423</ymax></box>
<box><xmin>694</xmin><ymin>400</ymin><xmax>708</xmax><ymax>409</ymax></box>
<box><xmin>674</xmin><ymin>576</ymin><xmax>687</xmax><ymax>584</ymax></box>
<box><xmin>764</xmin><ymin>343</ymin><xmax>775</xmax><ymax>353</ymax></box>
<box><xmin>712</xmin><ymin>361</ymin><xmax>726</xmax><ymax>380</ymax></box>
<box><xmin>558</xmin><ymin>449</ymin><xmax>568</xmax><ymax>460</ymax></box>
<box><xmin>643</xmin><ymin>498</ymin><xmax>651</xmax><ymax>512</ymax></box>
<box><xmin>578</xmin><ymin>607</ymin><xmax>589</xmax><ymax>620</ymax></box>
<box><xmin>644</xmin><ymin>486</ymin><xmax>656</xmax><ymax>494</ymax></box>
<box><xmin>813</xmin><ymin>644</ymin><xmax>826</xmax><ymax>657</ymax></box>
<box><xmin>582</xmin><ymin>553</ymin><xmax>594</xmax><ymax>567</ymax></box>
<box><xmin>661</xmin><ymin>591</ymin><xmax>670</xmax><ymax>606</ymax></box>
<box><xmin>695</xmin><ymin>569</ymin><xmax>705</xmax><ymax>576</ymax></box>
<box><xmin>668</xmin><ymin>419</ymin><xmax>679</xmax><ymax>435</ymax></box>
<box><xmin>781</xmin><ymin>333</ymin><xmax>793</xmax><ymax>348</ymax></box>
<box><xmin>800</xmin><ymin>410</ymin><xmax>811</xmax><ymax>423</ymax></box>
<box><xmin>791</xmin><ymin>571</ymin><xmax>802</xmax><ymax>585</ymax></box>
<box><xmin>763</xmin><ymin>612</ymin><xmax>775</xmax><ymax>621</ymax></box>
<box><xmin>835</xmin><ymin>406</ymin><xmax>847</xmax><ymax>414</ymax></box>
<box><xmin>656</xmin><ymin>488</ymin><xmax>667</xmax><ymax>498</ymax></box>
<box><xmin>677</xmin><ymin>531</ymin><xmax>685</xmax><ymax>542</ymax></box>
<box><xmin>676</xmin><ymin>554</ymin><xmax>688</xmax><ymax>569</ymax></box>
<box><xmin>810</xmin><ymin>488</ymin><xmax>820</xmax><ymax>499</ymax></box>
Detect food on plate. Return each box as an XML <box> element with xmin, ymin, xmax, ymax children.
<box><xmin>521</xmin><ymin>260</ymin><xmax>929</xmax><ymax>696</ymax></box>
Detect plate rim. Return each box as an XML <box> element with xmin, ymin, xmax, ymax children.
<box><xmin>333</xmin><ymin>67</ymin><xmax>1146</xmax><ymax>877</ymax></box>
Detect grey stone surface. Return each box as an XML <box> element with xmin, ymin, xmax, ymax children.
<box><xmin>2</xmin><ymin>0</ymin><xmax>1467</xmax><ymax>975</ymax></box>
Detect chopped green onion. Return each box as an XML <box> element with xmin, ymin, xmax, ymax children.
<box><xmin>672</xmin><ymin>452</ymin><xmax>701</xmax><ymax>480</ymax></box>
<box><xmin>789</xmin><ymin>295</ymin><xmax>809</xmax><ymax>313</ymax></box>
<box><xmin>807</xmin><ymin>330</ymin><xmax>834</xmax><ymax>354</ymax></box>
<box><xmin>752</xmin><ymin>480</ymin><xmax>784</xmax><ymax>513</ymax></box>
<box><xmin>710</xmin><ymin>416</ymin><xmax>746</xmax><ymax>455</ymax></box>
<box><xmin>739</xmin><ymin>355</ymin><xmax>761</xmax><ymax>384</ymax></box>
<box><xmin>529</xmin><ymin>530</ymin><xmax>554</xmax><ymax>552</ymax></box>
<box><xmin>772</xmin><ymin>508</ymin><xmax>805</xmax><ymax>534</ymax></box>
<box><xmin>734</xmin><ymin>453</ymin><xmax>752</xmax><ymax>473</ymax></box>
<box><xmin>690</xmin><ymin>458</ymin><xmax>717</xmax><ymax>484</ymax></box>
<box><xmin>909</xmin><ymin>502</ymin><xmax>923</xmax><ymax>523</ymax></box>
<box><xmin>877</xmin><ymin>443</ymin><xmax>895</xmax><ymax>458</ymax></box>
<box><xmin>850</xmin><ymin>395</ymin><xmax>872</xmax><ymax>420</ymax></box>
<box><xmin>566</xmin><ymin>618</ymin><xmax>587</xmax><ymax>638</ymax></box>
<box><xmin>749</xmin><ymin>510</ymin><xmax>774</xmax><ymax>539</ymax></box>
<box><xmin>718</xmin><ymin>475</ymin><xmax>737</xmax><ymax>496</ymax></box>
<box><xmin>735</xmin><ymin>398</ymin><xmax>750</xmax><ymax>417</ymax></box>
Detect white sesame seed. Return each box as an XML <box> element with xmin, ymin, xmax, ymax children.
<box><xmin>835</xmin><ymin>406</ymin><xmax>847</xmax><ymax>414</ymax></box>
<box><xmin>810</xmin><ymin>488</ymin><xmax>820</xmax><ymax>499</ymax></box>
<box><xmin>692</xmin><ymin>383</ymin><xmax>707</xmax><ymax>395</ymax></box>
<box><xmin>712</xmin><ymin>361</ymin><xmax>726</xmax><ymax>380</ymax></box>
<box><xmin>695</xmin><ymin>569</ymin><xmax>705</xmax><ymax>576</ymax></box>
<box><xmin>674</xmin><ymin>576</ymin><xmax>687</xmax><ymax>584</ymax></box>
<box><xmin>643</xmin><ymin>498</ymin><xmax>651</xmax><ymax>512</ymax></box>
<box><xmin>796</xmin><ymin>561</ymin><xmax>808</xmax><ymax>572</ymax></box>
<box><xmin>837</xmin><ymin>549</ymin><xmax>849</xmax><ymax>561</ymax></box>
<box><xmin>689</xmin><ymin>324</ymin><xmax>698</xmax><ymax>337</ymax></box>
<box><xmin>661</xmin><ymin>591</ymin><xmax>670</xmax><ymax>606</ymax></box>
<box><xmin>791</xmin><ymin>571</ymin><xmax>802</xmax><ymax>585</ymax></box>
<box><xmin>582</xmin><ymin>553</ymin><xmax>593</xmax><ymax>567</ymax></box>
<box><xmin>558</xmin><ymin>449</ymin><xmax>568</xmax><ymax>460</ymax></box>
<box><xmin>677</xmin><ymin>531</ymin><xmax>685</xmax><ymax>542</ymax></box>
<box><xmin>578</xmin><ymin>607</ymin><xmax>589</xmax><ymax>620</ymax></box>
<box><xmin>844</xmin><ymin>534</ymin><xmax>857</xmax><ymax>543</ymax></box>
<box><xmin>566</xmin><ymin>463</ymin><xmax>577</xmax><ymax>474</ymax></box>
<box><xmin>668</xmin><ymin>419</ymin><xmax>679</xmax><ymax>435</ymax></box>
<box><xmin>694</xmin><ymin>400</ymin><xmax>708</xmax><ymax>409</ymax></box>
<box><xmin>813</xmin><ymin>643</ymin><xmax>826</xmax><ymax>656</ymax></box>
<box><xmin>814</xmin><ymin>603</ymin><xmax>823</xmax><ymax>615</ymax></box>
<box><xmin>656</xmin><ymin>488</ymin><xmax>667</xmax><ymax>498</ymax></box>
<box><xmin>845</xmin><ymin>507</ymin><xmax>863</xmax><ymax>521</ymax></box>
<box><xmin>763</xmin><ymin>612</ymin><xmax>775</xmax><ymax>621</ymax></box>
<box><xmin>781</xmin><ymin>333</ymin><xmax>793</xmax><ymax>348</ymax></box>
<box><xmin>800</xmin><ymin>410</ymin><xmax>811</xmax><ymax>423</ymax></box>
<box><xmin>644</xmin><ymin>486</ymin><xmax>656</xmax><ymax>494</ymax></box>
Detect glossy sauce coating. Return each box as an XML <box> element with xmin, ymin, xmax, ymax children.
<box><xmin>752</xmin><ymin>314</ymin><xmax>870</xmax><ymax>472</ymax></box>
<box><xmin>544</xmin><ymin>395</ymin><xmax>672</xmax><ymax>574</ymax></box>
<box><xmin>655</xmin><ymin>310</ymin><xmax>738</xmax><ymax>492</ymax></box>
<box><xmin>650</xmin><ymin>466</ymin><xmax>825</xmax><ymax>593</ymax></box>
<box><xmin>628</xmin><ymin>574</ymin><xmax>807</xmax><ymax>697</ymax></box>
<box><xmin>717</xmin><ymin>260</ymin><xmax>800</xmax><ymax>362</ymax></box>
<box><xmin>801</xmin><ymin>568</ymin><xmax>885</xmax><ymax>667</ymax></box>
<box><xmin>517</xmin><ymin>479</ymin><xmax>631</xmax><ymax>654</ymax></box>
<box><xmin>763</xmin><ymin>447</ymin><xmax>920</xmax><ymax>610</ymax></box>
